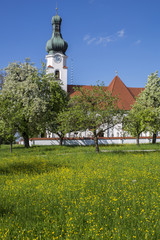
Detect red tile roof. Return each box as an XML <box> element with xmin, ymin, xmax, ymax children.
<box><xmin>67</xmin><ymin>76</ymin><xmax>144</xmax><ymax>110</ymax></box>
<box><xmin>128</xmin><ymin>87</ymin><xmax>144</xmax><ymax>97</ymax></box>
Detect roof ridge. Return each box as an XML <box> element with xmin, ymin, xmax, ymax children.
<box><xmin>111</xmin><ymin>76</ymin><xmax>117</xmax><ymax>92</ymax></box>
<box><xmin>127</xmin><ymin>87</ymin><xmax>137</xmax><ymax>99</ymax></box>
<box><xmin>107</xmin><ymin>75</ymin><xmax>118</xmax><ymax>92</ymax></box>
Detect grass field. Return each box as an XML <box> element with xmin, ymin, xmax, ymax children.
<box><xmin>0</xmin><ymin>144</ymin><xmax>160</xmax><ymax>239</ymax></box>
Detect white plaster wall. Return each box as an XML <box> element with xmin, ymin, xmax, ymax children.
<box><xmin>46</xmin><ymin>54</ymin><xmax>54</xmax><ymax>68</ymax></box>
<box><xmin>45</xmin><ymin>54</ymin><xmax>68</xmax><ymax>92</ymax></box>
<box><xmin>27</xmin><ymin>137</ymin><xmax>159</xmax><ymax>146</ymax></box>
<box><xmin>61</xmin><ymin>68</ymin><xmax>67</xmax><ymax>92</ymax></box>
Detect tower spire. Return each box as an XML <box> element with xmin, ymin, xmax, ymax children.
<box><xmin>46</xmin><ymin>11</ymin><xmax>68</xmax><ymax>55</ymax></box>
<box><xmin>56</xmin><ymin>1</ymin><xmax>58</xmax><ymax>15</ymax></box>
<box><xmin>45</xmin><ymin>10</ymin><xmax>68</xmax><ymax>92</ymax></box>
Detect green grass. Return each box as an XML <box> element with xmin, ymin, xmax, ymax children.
<box><xmin>0</xmin><ymin>144</ymin><xmax>160</xmax><ymax>239</ymax></box>
<box><xmin>100</xmin><ymin>142</ymin><xmax>160</xmax><ymax>151</ymax></box>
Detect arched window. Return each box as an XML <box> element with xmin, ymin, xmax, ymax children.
<box><xmin>55</xmin><ymin>70</ymin><xmax>60</xmax><ymax>79</ymax></box>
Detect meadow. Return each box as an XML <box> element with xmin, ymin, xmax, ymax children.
<box><xmin>0</xmin><ymin>144</ymin><xmax>160</xmax><ymax>239</ymax></box>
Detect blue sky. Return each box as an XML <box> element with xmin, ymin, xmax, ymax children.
<box><xmin>0</xmin><ymin>0</ymin><xmax>160</xmax><ymax>87</ymax></box>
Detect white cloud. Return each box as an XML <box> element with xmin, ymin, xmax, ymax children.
<box><xmin>117</xmin><ymin>29</ymin><xmax>125</xmax><ymax>38</ymax></box>
<box><xmin>83</xmin><ymin>29</ymin><xmax>125</xmax><ymax>46</ymax></box>
<box><xmin>83</xmin><ymin>34</ymin><xmax>90</xmax><ymax>41</ymax></box>
<box><xmin>96</xmin><ymin>37</ymin><xmax>104</xmax><ymax>45</ymax></box>
<box><xmin>87</xmin><ymin>37</ymin><xmax>96</xmax><ymax>45</ymax></box>
<box><xmin>83</xmin><ymin>34</ymin><xmax>96</xmax><ymax>45</ymax></box>
<box><xmin>96</xmin><ymin>36</ymin><xmax>113</xmax><ymax>45</ymax></box>
<box><xmin>134</xmin><ymin>40</ymin><xmax>141</xmax><ymax>45</ymax></box>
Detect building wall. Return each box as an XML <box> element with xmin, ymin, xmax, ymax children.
<box><xmin>46</xmin><ymin>53</ymin><xmax>68</xmax><ymax>92</ymax></box>
<box><xmin>47</xmin><ymin>122</ymin><xmax>157</xmax><ymax>139</ymax></box>
<box><xmin>21</xmin><ymin>137</ymin><xmax>159</xmax><ymax>146</ymax></box>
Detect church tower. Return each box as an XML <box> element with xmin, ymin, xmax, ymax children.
<box><xmin>45</xmin><ymin>9</ymin><xmax>68</xmax><ymax>91</ymax></box>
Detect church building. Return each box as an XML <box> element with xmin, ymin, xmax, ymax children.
<box><xmin>44</xmin><ymin>10</ymin><xmax>147</xmax><ymax>140</ymax></box>
<box><xmin>45</xmin><ymin>10</ymin><xmax>143</xmax><ymax>108</ymax></box>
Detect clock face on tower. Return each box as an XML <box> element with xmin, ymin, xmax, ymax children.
<box><xmin>53</xmin><ymin>54</ymin><xmax>62</xmax><ymax>63</ymax></box>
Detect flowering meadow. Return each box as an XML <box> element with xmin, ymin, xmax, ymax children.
<box><xmin>0</xmin><ymin>145</ymin><xmax>160</xmax><ymax>239</ymax></box>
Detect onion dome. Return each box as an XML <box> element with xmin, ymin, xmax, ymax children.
<box><xmin>46</xmin><ymin>9</ymin><xmax>68</xmax><ymax>55</ymax></box>
<box><xmin>52</xmin><ymin>15</ymin><xmax>62</xmax><ymax>24</ymax></box>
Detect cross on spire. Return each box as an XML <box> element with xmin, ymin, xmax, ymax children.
<box><xmin>56</xmin><ymin>1</ymin><xmax>58</xmax><ymax>15</ymax></box>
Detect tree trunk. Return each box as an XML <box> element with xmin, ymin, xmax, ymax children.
<box><xmin>152</xmin><ymin>132</ymin><xmax>157</xmax><ymax>144</ymax></box>
<box><xmin>22</xmin><ymin>132</ymin><xmax>30</xmax><ymax>148</ymax></box>
<box><xmin>94</xmin><ymin>134</ymin><xmax>99</xmax><ymax>153</ymax></box>
<box><xmin>136</xmin><ymin>135</ymin><xmax>140</xmax><ymax>145</ymax></box>
<box><xmin>57</xmin><ymin>132</ymin><xmax>64</xmax><ymax>146</ymax></box>
<box><xmin>59</xmin><ymin>137</ymin><xmax>63</xmax><ymax>146</ymax></box>
<box><xmin>10</xmin><ymin>141</ymin><xmax>13</xmax><ymax>153</ymax></box>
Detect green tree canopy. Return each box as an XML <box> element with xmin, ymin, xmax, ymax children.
<box><xmin>0</xmin><ymin>59</ymin><xmax>68</xmax><ymax>148</ymax></box>
<box><xmin>138</xmin><ymin>71</ymin><xmax>160</xmax><ymax>143</ymax></box>
<box><xmin>59</xmin><ymin>84</ymin><xmax>123</xmax><ymax>152</ymax></box>
<box><xmin>0</xmin><ymin>70</ymin><xmax>5</xmax><ymax>90</ymax></box>
<box><xmin>123</xmin><ymin>103</ymin><xmax>149</xmax><ymax>145</ymax></box>
<box><xmin>41</xmin><ymin>72</ymin><xmax>69</xmax><ymax>139</ymax></box>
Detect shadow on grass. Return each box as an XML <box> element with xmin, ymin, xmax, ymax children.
<box><xmin>0</xmin><ymin>161</ymin><xmax>68</xmax><ymax>175</ymax></box>
<box><xmin>1</xmin><ymin>144</ymin><xmax>91</xmax><ymax>152</ymax></box>
<box><xmin>0</xmin><ymin>204</ymin><xmax>14</xmax><ymax>217</ymax></box>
